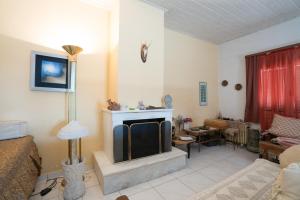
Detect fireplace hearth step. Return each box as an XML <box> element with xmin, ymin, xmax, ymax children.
<box><xmin>93</xmin><ymin>147</ymin><xmax>187</xmax><ymax>195</ymax></box>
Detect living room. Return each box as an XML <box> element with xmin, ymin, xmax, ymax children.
<box><xmin>0</xmin><ymin>0</ymin><xmax>300</xmax><ymax>200</ymax></box>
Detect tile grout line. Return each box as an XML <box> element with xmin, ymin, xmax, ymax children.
<box><xmin>152</xmin><ymin>186</ymin><xmax>168</xmax><ymax>200</ymax></box>
<box><xmin>175</xmin><ymin>176</ymin><xmax>198</xmax><ymax>194</ymax></box>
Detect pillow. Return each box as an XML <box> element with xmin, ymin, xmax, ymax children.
<box><xmin>272</xmin><ymin>163</ymin><xmax>300</xmax><ymax>200</ymax></box>
<box><xmin>0</xmin><ymin>121</ymin><xmax>27</xmax><ymax>140</ymax></box>
<box><xmin>279</xmin><ymin>145</ymin><xmax>300</xmax><ymax>168</ymax></box>
<box><xmin>268</xmin><ymin>114</ymin><xmax>300</xmax><ymax>139</ymax></box>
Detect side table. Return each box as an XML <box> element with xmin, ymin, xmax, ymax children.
<box><xmin>259</xmin><ymin>141</ymin><xmax>287</xmax><ymax>162</ymax></box>
<box><xmin>184</xmin><ymin>128</ymin><xmax>221</xmax><ymax>152</ymax></box>
<box><xmin>172</xmin><ymin>137</ymin><xmax>195</xmax><ymax>158</ymax></box>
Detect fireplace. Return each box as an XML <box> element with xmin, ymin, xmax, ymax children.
<box><xmin>94</xmin><ymin>108</ymin><xmax>187</xmax><ymax>194</ymax></box>
<box><xmin>102</xmin><ymin>109</ymin><xmax>173</xmax><ymax>163</ymax></box>
<box><xmin>113</xmin><ymin>118</ymin><xmax>171</xmax><ymax>162</ymax></box>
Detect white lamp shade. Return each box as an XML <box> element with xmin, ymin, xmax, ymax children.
<box><xmin>58</xmin><ymin>121</ymin><xmax>89</xmax><ymax>140</ymax></box>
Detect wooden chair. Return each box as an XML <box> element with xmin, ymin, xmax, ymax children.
<box><xmin>223</xmin><ymin>120</ymin><xmax>242</xmax><ymax>150</ymax></box>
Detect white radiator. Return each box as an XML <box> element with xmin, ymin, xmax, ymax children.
<box><xmin>238</xmin><ymin>122</ymin><xmax>248</xmax><ymax>145</ymax></box>
<box><xmin>225</xmin><ymin>121</ymin><xmax>248</xmax><ymax>146</ymax></box>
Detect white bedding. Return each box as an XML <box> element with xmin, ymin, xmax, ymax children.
<box><xmin>0</xmin><ymin>121</ymin><xmax>27</xmax><ymax>140</ymax></box>
<box><xmin>189</xmin><ymin>159</ymin><xmax>280</xmax><ymax>200</ymax></box>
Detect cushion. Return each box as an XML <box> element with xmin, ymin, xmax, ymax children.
<box><xmin>267</xmin><ymin>114</ymin><xmax>300</xmax><ymax>139</ymax></box>
<box><xmin>0</xmin><ymin>121</ymin><xmax>27</xmax><ymax>140</ymax></box>
<box><xmin>224</xmin><ymin>127</ymin><xmax>239</xmax><ymax>136</ymax></box>
<box><xmin>279</xmin><ymin>145</ymin><xmax>300</xmax><ymax>168</ymax></box>
<box><xmin>226</xmin><ymin>120</ymin><xmax>240</xmax><ymax>129</ymax></box>
<box><xmin>272</xmin><ymin>162</ymin><xmax>300</xmax><ymax>200</ymax></box>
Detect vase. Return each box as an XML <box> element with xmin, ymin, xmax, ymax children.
<box><xmin>183</xmin><ymin>122</ymin><xmax>191</xmax><ymax>130</ymax></box>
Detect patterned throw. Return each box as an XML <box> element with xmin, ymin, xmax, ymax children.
<box><xmin>275</xmin><ymin>137</ymin><xmax>300</xmax><ymax>148</ymax></box>
<box><xmin>190</xmin><ymin>159</ymin><xmax>280</xmax><ymax>200</ymax></box>
<box><xmin>268</xmin><ymin>114</ymin><xmax>300</xmax><ymax>139</ymax></box>
<box><xmin>0</xmin><ymin>136</ymin><xmax>40</xmax><ymax>200</ymax></box>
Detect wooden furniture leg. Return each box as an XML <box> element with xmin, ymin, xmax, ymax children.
<box><xmin>187</xmin><ymin>143</ymin><xmax>191</xmax><ymax>158</ymax></box>
<box><xmin>197</xmin><ymin>136</ymin><xmax>200</xmax><ymax>152</ymax></box>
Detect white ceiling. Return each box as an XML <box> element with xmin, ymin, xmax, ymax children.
<box><xmin>141</xmin><ymin>0</ymin><xmax>300</xmax><ymax>44</ymax></box>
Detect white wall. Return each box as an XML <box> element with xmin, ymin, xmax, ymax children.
<box><xmin>108</xmin><ymin>0</ymin><xmax>165</xmax><ymax>107</ymax></box>
<box><xmin>0</xmin><ymin>0</ymin><xmax>109</xmax><ymax>173</ymax></box>
<box><xmin>218</xmin><ymin>16</ymin><xmax>300</xmax><ymax>120</ymax></box>
<box><xmin>164</xmin><ymin>29</ymin><xmax>219</xmax><ymax>125</ymax></box>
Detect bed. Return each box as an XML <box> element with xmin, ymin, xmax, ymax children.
<box><xmin>0</xmin><ymin>135</ymin><xmax>41</xmax><ymax>200</ymax></box>
<box><xmin>190</xmin><ymin>159</ymin><xmax>280</xmax><ymax>200</ymax></box>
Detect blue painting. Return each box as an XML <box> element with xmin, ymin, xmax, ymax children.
<box><xmin>41</xmin><ymin>60</ymin><xmax>66</xmax><ymax>84</ymax></box>
<box><xmin>199</xmin><ymin>82</ymin><xmax>207</xmax><ymax>106</ymax></box>
<box><xmin>31</xmin><ymin>51</ymin><xmax>69</xmax><ymax>92</ymax></box>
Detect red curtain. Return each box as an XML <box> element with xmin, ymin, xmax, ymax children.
<box><xmin>245</xmin><ymin>56</ymin><xmax>260</xmax><ymax>123</ymax></box>
<box><xmin>245</xmin><ymin>46</ymin><xmax>300</xmax><ymax>130</ymax></box>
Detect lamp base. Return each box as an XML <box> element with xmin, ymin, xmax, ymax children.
<box><xmin>62</xmin><ymin>159</ymin><xmax>85</xmax><ymax>200</ymax></box>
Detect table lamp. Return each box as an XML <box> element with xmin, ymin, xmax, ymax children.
<box><xmin>58</xmin><ymin>120</ymin><xmax>89</xmax><ymax>163</ymax></box>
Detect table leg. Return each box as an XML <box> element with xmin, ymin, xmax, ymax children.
<box><xmin>197</xmin><ymin>136</ymin><xmax>200</xmax><ymax>152</ymax></box>
<box><xmin>260</xmin><ymin>149</ymin><xmax>268</xmax><ymax>159</ymax></box>
<box><xmin>187</xmin><ymin>143</ymin><xmax>191</xmax><ymax>159</ymax></box>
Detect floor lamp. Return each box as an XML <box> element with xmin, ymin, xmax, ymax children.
<box><xmin>57</xmin><ymin>45</ymin><xmax>89</xmax><ymax>199</ymax></box>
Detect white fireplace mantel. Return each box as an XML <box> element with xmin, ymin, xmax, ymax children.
<box><xmin>102</xmin><ymin>108</ymin><xmax>173</xmax><ymax>163</ymax></box>
<box><xmin>95</xmin><ymin>108</ymin><xmax>187</xmax><ymax>194</ymax></box>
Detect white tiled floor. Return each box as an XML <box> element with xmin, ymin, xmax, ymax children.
<box><xmin>31</xmin><ymin>144</ymin><xmax>258</xmax><ymax>200</ymax></box>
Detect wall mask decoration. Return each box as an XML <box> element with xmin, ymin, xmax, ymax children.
<box><xmin>140</xmin><ymin>43</ymin><xmax>151</xmax><ymax>63</ymax></box>
<box><xmin>235</xmin><ymin>83</ymin><xmax>242</xmax><ymax>91</ymax></box>
<box><xmin>221</xmin><ymin>80</ymin><xmax>228</xmax><ymax>87</ymax></box>
<box><xmin>30</xmin><ymin>51</ymin><xmax>73</xmax><ymax>92</ymax></box>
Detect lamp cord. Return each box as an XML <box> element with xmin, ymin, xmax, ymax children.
<box><xmin>30</xmin><ymin>176</ymin><xmax>63</xmax><ymax>197</ymax></box>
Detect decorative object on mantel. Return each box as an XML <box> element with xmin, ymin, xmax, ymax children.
<box><xmin>199</xmin><ymin>81</ymin><xmax>208</xmax><ymax>106</ymax></box>
<box><xmin>30</xmin><ymin>51</ymin><xmax>71</xmax><ymax>92</ymax></box>
<box><xmin>107</xmin><ymin>99</ymin><xmax>121</xmax><ymax>111</ymax></box>
<box><xmin>140</xmin><ymin>43</ymin><xmax>150</xmax><ymax>63</ymax></box>
<box><xmin>58</xmin><ymin>45</ymin><xmax>89</xmax><ymax>200</ymax></box>
<box><xmin>146</xmin><ymin>105</ymin><xmax>165</xmax><ymax>110</ymax></box>
<box><xmin>137</xmin><ymin>101</ymin><xmax>146</xmax><ymax>110</ymax></box>
<box><xmin>163</xmin><ymin>94</ymin><xmax>173</xmax><ymax>108</ymax></box>
<box><xmin>235</xmin><ymin>83</ymin><xmax>242</xmax><ymax>91</ymax></box>
<box><xmin>221</xmin><ymin>80</ymin><xmax>228</xmax><ymax>87</ymax></box>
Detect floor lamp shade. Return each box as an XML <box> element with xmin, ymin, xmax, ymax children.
<box><xmin>58</xmin><ymin>121</ymin><xmax>89</xmax><ymax>140</ymax></box>
<box><xmin>62</xmin><ymin>45</ymin><xmax>83</xmax><ymax>62</ymax></box>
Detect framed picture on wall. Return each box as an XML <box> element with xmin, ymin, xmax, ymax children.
<box><xmin>30</xmin><ymin>51</ymin><xmax>73</xmax><ymax>92</ymax></box>
<box><xmin>199</xmin><ymin>82</ymin><xmax>208</xmax><ymax>106</ymax></box>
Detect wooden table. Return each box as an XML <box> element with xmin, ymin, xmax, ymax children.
<box><xmin>172</xmin><ymin>137</ymin><xmax>195</xmax><ymax>158</ymax></box>
<box><xmin>259</xmin><ymin>141</ymin><xmax>287</xmax><ymax>162</ymax></box>
<box><xmin>184</xmin><ymin>128</ymin><xmax>222</xmax><ymax>152</ymax></box>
